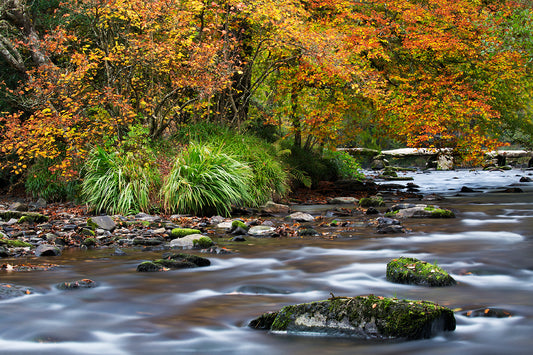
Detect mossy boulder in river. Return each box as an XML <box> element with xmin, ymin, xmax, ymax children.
<box><xmin>386</xmin><ymin>257</ymin><xmax>456</xmax><ymax>287</ymax></box>
<box><xmin>249</xmin><ymin>295</ymin><xmax>455</xmax><ymax>340</ymax></box>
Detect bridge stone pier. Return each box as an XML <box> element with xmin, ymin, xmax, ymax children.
<box><xmin>338</xmin><ymin>148</ymin><xmax>533</xmax><ymax>170</ymax></box>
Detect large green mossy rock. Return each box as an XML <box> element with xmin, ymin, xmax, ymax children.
<box><xmin>249</xmin><ymin>295</ymin><xmax>455</xmax><ymax>340</ymax></box>
<box><xmin>386</xmin><ymin>257</ymin><xmax>456</xmax><ymax>287</ymax></box>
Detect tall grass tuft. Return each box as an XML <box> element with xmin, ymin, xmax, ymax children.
<box><xmin>82</xmin><ymin>146</ymin><xmax>160</xmax><ymax>215</ymax></box>
<box><xmin>174</xmin><ymin>123</ymin><xmax>290</xmax><ymax>204</ymax></box>
<box><xmin>161</xmin><ymin>143</ymin><xmax>253</xmax><ymax>216</ymax></box>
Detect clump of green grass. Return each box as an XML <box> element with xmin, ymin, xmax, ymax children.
<box><xmin>161</xmin><ymin>143</ymin><xmax>253</xmax><ymax>216</ymax></box>
<box><xmin>81</xmin><ymin>146</ymin><xmax>160</xmax><ymax>215</ymax></box>
<box><xmin>175</xmin><ymin>123</ymin><xmax>290</xmax><ymax>204</ymax></box>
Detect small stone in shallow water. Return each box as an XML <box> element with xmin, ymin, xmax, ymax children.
<box><xmin>462</xmin><ymin>308</ymin><xmax>514</xmax><ymax>318</ymax></box>
<box><xmin>0</xmin><ymin>283</ymin><xmax>33</xmax><ymax>299</ymax></box>
<box><xmin>288</xmin><ymin>212</ymin><xmax>315</xmax><ymax>222</ymax></box>
<box><xmin>35</xmin><ymin>244</ymin><xmax>61</xmax><ymax>257</ymax></box>
<box><xmin>56</xmin><ymin>279</ymin><xmax>97</xmax><ymax>290</ymax></box>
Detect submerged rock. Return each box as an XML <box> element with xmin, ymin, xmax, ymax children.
<box><xmin>249</xmin><ymin>295</ymin><xmax>455</xmax><ymax>340</ymax></box>
<box><xmin>462</xmin><ymin>307</ymin><xmax>514</xmax><ymax>318</ymax></box>
<box><xmin>0</xmin><ymin>283</ymin><xmax>34</xmax><ymax>299</ymax></box>
<box><xmin>386</xmin><ymin>257</ymin><xmax>456</xmax><ymax>287</ymax></box>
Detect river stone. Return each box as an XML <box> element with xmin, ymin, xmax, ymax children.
<box><xmin>137</xmin><ymin>253</ymin><xmax>210</xmax><ymax>272</ymax></box>
<box><xmin>9</xmin><ymin>202</ymin><xmax>28</xmax><ymax>211</ymax></box>
<box><xmin>56</xmin><ymin>279</ymin><xmax>98</xmax><ymax>290</ymax></box>
<box><xmin>133</xmin><ymin>237</ymin><xmax>164</xmax><ymax>246</ymax></box>
<box><xmin>249</xmin><ymin>295</ymin><xmax>456</xmax><ymax>340</ymax></box>
<box><xmin>394</xmin><ymin>206</ymin><xmax>454</xmax><ymax>218</ymax></box>
<box><xmin>0</xmin><ymin>283</ymin><xmax>34</xmax><ymax>299</ymax></box>
<box><xmin>169</xmin><ymin>234</ymin><xmax>204</xmax><ymax>249</ymax></box>
<box><xmin>358</xmin><ymin>196</ymin><xmax>384</xmax><ymax>208</ymax></box>
<box><xmin>170</xmin><ymin>228</ymin><xmax>201</xmax><ymax>239</ymax></box>
<box><xmin>462</xmin><ymin>307</ymin><xmax>514</xmax><ymax>318</ymax></box>
<box><xmin>87</xmin><ymin>216</ymin><xmax>116</xmax><ymax>231</ymax></box>
<box><xmin>0</xmin><ymin>210</ymin><xmax>49</xmax><ymax>223</ymax></box>
<box><xmin>288</xmin><ymin>212</ymin><xmax>315</xmax><ymax>222</ymax></box>
<box><xmin>328</xmin><ymin>197</ymin><xmax>358</xmax><ymax>204</ymax></box>
<box><xmin>386</xmin><ymin>257</ymin><xmax>456</xmax><ymax>287</ymax></box>
<box><xmin>35</xmin><ymin>244</ymin><xmax>62</xmax><ymax>257</ymax></box>
<box><xmin>248</xmin><ymin>225</ymin><xmax>277</xmax><ymax>237</ymax></box>
<box><xmin>260</xmin><ymin>201</ymin><xmax>290</xmax><ymax>215</ymax></box>
<box><xmin>216</xmin><ymin>221</ymin><xmax>233</xmax><ymax>230</ymax></box>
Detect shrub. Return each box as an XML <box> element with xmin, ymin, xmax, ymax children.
<box><xmin>25</xmin><ymin>158</ymin><xmax>80</xmax><ymax>201</ymax></box>
<box><xmin>323</xmin><ymin>150</ymin><xmax>365</xmax><ymax>181</ymax></box>
<box><xmin>282</xmin><ymin>144</ymin><xmax>337</xmax><ymax>187</ymax></box>
<box><xmin>81</xmin><ymin>146</ymin><xmax>160</xmax><ymax>215</ymax></box>
<box><xmin>161</xmin><ymin>143</ymin><xmax>253</xmax><ymax>216</ymax></box>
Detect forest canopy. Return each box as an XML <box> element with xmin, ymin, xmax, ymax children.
<box><xmin>1</xmin><ymin>0</ymin><xmax>532</xmax><ymax>179</ymax></box>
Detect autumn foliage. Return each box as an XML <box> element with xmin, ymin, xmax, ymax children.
<box><xmin>0</xmin><ymin>0</ymin><xmax>532</xmax><ymax>179</ymax></box>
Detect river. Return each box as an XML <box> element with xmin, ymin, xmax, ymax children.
<box><xmin>1</xmin><ymin>169</ymin><xmax>532</xmax><ymax>354</ymax></box>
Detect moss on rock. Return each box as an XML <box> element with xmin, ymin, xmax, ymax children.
<box><xmin>358</xmin><ymin>196</ymin><xmax>384</xmax><ymax>208</ymax></box>
<box><xmin>231</xmin><ymin>220</ymin><xmax>249</xmax><ymax>230</ymax></box>
<box><xmin>0</xmin><ymin>211</ymin><xmax>48</xmax><ymax>223</ymax></box>
<box><xmin>192</xmin><ymin>236</ymin><xmax>214</xmax><ymax>249</ymax></box>
<box><xmin>0</xmin><ymin>239</ymin><xmax>32</xmax><ymax>248</ymax></box>
<box><xmin>138</xmin><ymin>252</ymin><xmax>211</xmax><ymax>272</ymax></box>
<box><xmin>250</xmin><ymin>295</ymin><xmax>455</xmax><ymax>340</ymax></box>
<box><xmin>423</xmin><ymin>206</ymin><xmax>455</xmax><ymax>218</ymax></box>
<box><xmin>386</xmin><ymin>257</ymin><xmax>456</xmax><ymax>287</ymax></box>
<box><xmin>170</xmin><ymin>228</ymin><xmax>201</xmax><ymax>239</ymax></box>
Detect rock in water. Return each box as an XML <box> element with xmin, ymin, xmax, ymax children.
<box><xmin>386</xmin><ymin>257</ymin><xmax>456</xmax><ymax>287</ymax></box>
<box><xmin>249</xmin><ymin>295</ymin><xmax>455</xmax><ymax>340</ymax></box>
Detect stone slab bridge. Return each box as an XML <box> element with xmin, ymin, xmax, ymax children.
<box><xmin>338</xmin><ymin>148</ymin><xmax>533</xmax><ymax>170</ymax></box>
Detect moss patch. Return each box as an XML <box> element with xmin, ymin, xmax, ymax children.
<box><xmin>0</xmin><ymin>211</ymin><xmax>48</xmax><ymax>223</ymax></box>
<box><xmin>358</xmin><ymin>196</ymin><xmax>384</xmax><ymax>208</ymax></box>
<box><xmin>192</xmin><ymin>236</ymin><xmax>214</xmax><ymax>249</ymax></box>
<box><xmin>231</xmin><ymin>220</ymin><xmax>248</xmax><ymax>230</ymax></box>
<box><xmin>386</xmin><ymin>257</ymin><xmax>456</xmax><ymax>287</ymax></box>
<box><xmin>170</xmin><ymin>228</ymin><xmax>201</xmax><ymax>239</ymax></box>
<box><xmin>0</xmin><ymin>239</ymin><xmax>32</xmax><ymax>248</ymax></box>
<box><xmin>424</xmin><ymin>206</ymin><xmax>455</xmax><ymax>218</ymax></box>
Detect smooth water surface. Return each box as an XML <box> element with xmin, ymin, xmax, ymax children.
<box><xmin>1</xmin><ymin>169</ymin><xmax>532</xmax><ymax>354</ymax></box>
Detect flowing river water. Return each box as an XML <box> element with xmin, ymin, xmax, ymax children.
<box><xmin>1</xmin><ymin>169</ymin><xmax>533</xmax><ymax>354</ymax></box>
